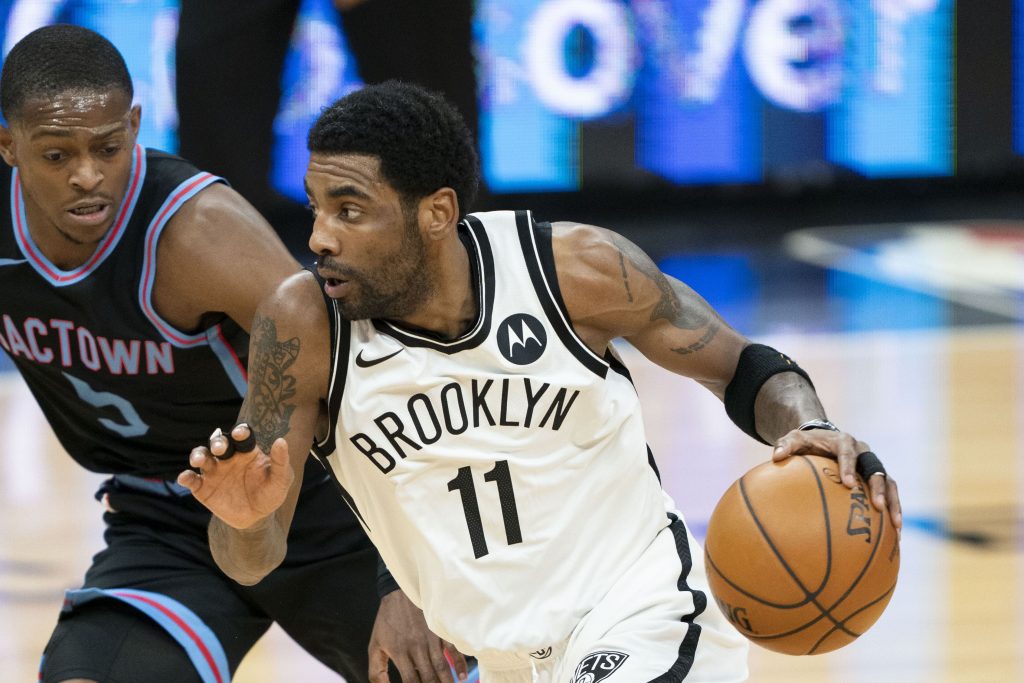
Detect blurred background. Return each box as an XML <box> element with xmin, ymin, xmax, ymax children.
<box><xmin>0</xmin><ymin>1</ymin><xmax>1022</xmax><ymax>681</ymax></box>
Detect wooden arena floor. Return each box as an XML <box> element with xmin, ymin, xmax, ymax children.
<box><xmin>2</xmin><ymin>222</ymin><xmax>1022</xmax><ymax>682</ymax></box>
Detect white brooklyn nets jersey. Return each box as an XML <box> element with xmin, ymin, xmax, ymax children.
<box><xmin>317</xmin><ymin>211</ymin><xmax>686</xmax><ymax>659</ymax></box>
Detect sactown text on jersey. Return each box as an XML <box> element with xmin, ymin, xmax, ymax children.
<box><xmin>349</xmin><ymin>377</ymin><xmax>580</xmax><ymax>473</ymax></box>
<box><xmin>0</xmin><ymin>315</ymin><xmax>174</xmax><ymax>375</ymax></box>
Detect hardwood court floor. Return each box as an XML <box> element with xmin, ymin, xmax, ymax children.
<box><xmin>1</xmin><ymin>324</ymin><xmax>1021</xmax><ymax>682</ymax></box>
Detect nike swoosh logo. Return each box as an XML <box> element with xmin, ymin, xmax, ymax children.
<box><xmin>355</xmin><ymin>348</ymin><xmax>403</xmax><ymax>368</ymax></box>
<box><xmin>0</xmin><ymin>258</ymin><xmax>28</xmax><ymax>267</ymax></box>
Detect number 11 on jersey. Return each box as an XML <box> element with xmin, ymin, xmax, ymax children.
<box><xmin>447</xmin><ymin>460</ymin><xmax>523</xmax><ymax>558</ymax></box>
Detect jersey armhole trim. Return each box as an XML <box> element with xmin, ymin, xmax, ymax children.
<box><xmin>137</xmin><ymin>172</ymin><xmax>225</xmax><ymax>348</ymax></box>
<box><xmin>515</xmin><ymin>211</ymin><xmax>608</xmax><ymax>377</ymax></box>
<box><xmin>311</xmin><ymin>269</ymin><xmax>350</xmax><ymax>457</ymax></box>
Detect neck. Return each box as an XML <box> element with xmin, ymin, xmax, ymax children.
<box><xmin>390</xmin><ymin>233</ymin><xmax>476</xmax><ymax>339</ymax></box>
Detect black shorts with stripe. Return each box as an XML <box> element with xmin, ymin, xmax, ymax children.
<box><xmin>40</xmin><ymin>458</ymin><xmax>381</xmax><ymax>683</ymax></box>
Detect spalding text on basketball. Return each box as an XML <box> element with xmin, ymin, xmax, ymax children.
<box><xmin>715</xmin><ymin>596</ymin><xmax>756</xmax><ymax>633</ymax></box>
<box><xmin>846</xmin><ymin>489</ymin><xmax>873</xmax><ymax>543</ymax></box>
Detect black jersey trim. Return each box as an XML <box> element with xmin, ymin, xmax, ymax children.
<box><xmin>10</xmin><ymin>144</ymin><xmax>146</xmax><ymax>287</ymax></box>
<box><xmin>604</xmin><ymin>347</ymin><xmax>662</xmax><ymax>482</ymax></box>
<box><xmin>649</xmin><ymin>513</ymin><xmax>706</xmax><ymax>682</ymax></box>
<box><xmin>309</xmin><ymin>268</ymin><xmax>350</xmax><ymax>458</ymax></box>
<box><xmin>372</xmin><ymin>218</ymin><xmax>494</xmax><ymax>353</ymax></box>
<box><xmin>516</xmin><ymin>211</ymin><xmax>608</xmax><ymax>377</ymax></box>
<box><xmin>306</xmin><ymin>269</ymin><xmax>368</xmax><ymax>528</ymax></box>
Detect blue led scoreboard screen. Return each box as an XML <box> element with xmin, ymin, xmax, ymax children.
<box><xmin>478</xmin><ymin>0</ymin><xmax>954</xmax><ymax>192</ymax></box>
<box><xmin>0</xmin><ymin>0</ymin><xmax>1005</xmax><ymax>199</ymax></box>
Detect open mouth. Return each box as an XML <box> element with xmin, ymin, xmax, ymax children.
<box><xmin>69</xmin><ymin>204</ymin><xmax>104</xmax><ymax>216</ymax></box>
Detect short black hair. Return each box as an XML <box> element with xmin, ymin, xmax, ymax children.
<box><xmin>1</xmin><ymin>24</ymin><xmax>133</xmax><ymax>122</ymax></box>
<box><xmin>308</xmin><ymin>81</ymin><xmax>479</xmax><ymax>217</ymax></box>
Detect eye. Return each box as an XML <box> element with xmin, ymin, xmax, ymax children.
<box><xmin>42</xmin><ymin>150</ymin><xmax>66</xmax><ymax>162</ymax></box>
<box><xmin>99</xmin><ymin>144</ymin><xmax>122</xmax><ymax>156</ymax></box>
<box><xmin>339</xmin><ymin>206</ymin><xmax>363</xmax><ymax>220</ymax></box>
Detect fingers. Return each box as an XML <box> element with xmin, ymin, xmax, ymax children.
<box><xmin>210</xmin><ymin>424</ymin><xmax>258</xmax><ymax>461</ymax></box>
<box><xmin>773</xmin><ymin>429</ymin><xmax>862</xmax><ymax>488</ymax></box>
<box><xmin>176</xmin><ymin>468</ymin><xmax>201</xmax><ymax>492</ymax></box>
<box><xmin>445</xmin><ymin>643</ymin><xmax>469</xmax><ymax>682</ymax></box>
<box><xmin>424</xmin><ymin>642</ymin><xmax>455</xmax><ymax>683</ymax></box>
<box><xmin>230</xmin><ymin>423</ymin><xmax>257</xmax><ymax>452</ymax></box>
<box><xmin>189</xmin><ymin>445</ymin><xmax>214</xmax><ymax>469</ymax></box>
<box><xmin>391</xmin><ymin>655</ymin><xmax>423</xmax><ymax>683</ymax></box>
<box><xmin>867</xmin><ymin>470</ymin><xmax>887</xmax><ymax>512</ymax></box>
<box><xmin>885</xmin><ymin>477</ymin><xmax>902</xmax><ymax>532</ymax></box>
<box><xmin>368</xmin><ymin>648</ymin><xmax>390</xmax><ymax>683</ymax></box>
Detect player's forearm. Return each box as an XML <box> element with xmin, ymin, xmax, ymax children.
<box><xmin>753</xmin><ymin>371</ymin><xmax>827</xmax><ymax>445</ymax></box>
<box><xmin>208</xmin><ymin>514</ymin><xmax>287</xmax><ymax>585</ymax></box>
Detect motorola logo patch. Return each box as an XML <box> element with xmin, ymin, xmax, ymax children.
<box><xmin>496</xmin><ymin>314</ymin><xmax>547</xmax><ymax>365</ymax></box>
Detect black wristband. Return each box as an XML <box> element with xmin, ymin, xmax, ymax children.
<box><xmin>724</xmin><ymin>344</ymin><xmax>814</xmax><ymax>445</ymax></box>
<box><xmin>855</xmin><ymin>451</ymin><xmax>887</xmax><ymax>480</ymax></box>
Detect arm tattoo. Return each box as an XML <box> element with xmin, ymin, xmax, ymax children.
<box><xmin>243</xmin><ymin>314</ymin><xmax>300</xmax><ymax>452</ymax></box>
<box><xmin>672</xmin><ymin>321</ymin><xmax>721</xmax><ymax>355</ymax></box>
<box><xmin>617</xmin><ymin>250</ymin><xmax>635</xmax><ymax>303</ymax></box>
<box><xmin>609</xmin><ymin>233</ymin><xmax>711</xmax><ymax>330</ymax></box>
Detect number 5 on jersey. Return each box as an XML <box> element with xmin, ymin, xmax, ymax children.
<box><xmin>447</xmin><ymin>460</ymin><xmax>523</xmax><ymax>558</ymax></box>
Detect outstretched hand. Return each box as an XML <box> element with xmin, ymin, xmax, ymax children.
<box><xmin>772</xmin><ymin>428</ymin><xmax>902</xmax><ymax>533</ymax></box>
<box><xmin>177</xmin><ymin>423</ymin><xmax>294</xmax><ymax>530</ymax></box>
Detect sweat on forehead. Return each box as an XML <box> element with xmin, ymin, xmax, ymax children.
<box><xmin>0</xmin><ymin>24</ymin><xmax>133</xmax><ymax>122</ymax></box>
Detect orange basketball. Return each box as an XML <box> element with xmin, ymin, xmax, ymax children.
<box><xmin>703</xmin><ymin>454</ymin><xmax>900</xmax><ymax>655</ymax></box>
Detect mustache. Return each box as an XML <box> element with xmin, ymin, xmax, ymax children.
<box><xmin>316</xmin><ymin>256</ymin><xmax>358</xmax><ymax>280</ymax></box>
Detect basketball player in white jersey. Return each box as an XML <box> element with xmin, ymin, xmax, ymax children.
<box><xmin>179</xmin><ymin>82</ymin><xmax>902</xmax><ymax>682</ymax></box>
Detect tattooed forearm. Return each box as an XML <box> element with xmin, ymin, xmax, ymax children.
<box><xmin>609</xmin><ymin>233</ymin><xmax>711</xmax><ymax>330</ymax></box>
<box><xmin>242</xmin><ymin>314</ymin><xmax>300</xmax><ymax>452</ymax></box>
<box><xmin>672</xmin><ymin>321</ymin><xmax>721</xmax><ymax>355</ymax></box>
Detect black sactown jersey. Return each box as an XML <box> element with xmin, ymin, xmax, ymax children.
<box><xmin>0</xmin><ymin>147</ymin><xmax>251</xmax><ymax>480</ymax></box>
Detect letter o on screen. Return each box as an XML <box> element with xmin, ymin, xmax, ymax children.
<box><xmin>522</xmin><ymin>0</ymin><xmax>634</xmax><ymax>119</ymax></box>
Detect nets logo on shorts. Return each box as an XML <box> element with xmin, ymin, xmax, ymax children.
<box><xmin>496</xmin><ymin>314</ymin><xmax>547</xmax><ymax>365</ymax></box>
<box><xmin>570</xmin><ymin>651</ymin><xmax>629</xmax><ymax>683</ymax></box>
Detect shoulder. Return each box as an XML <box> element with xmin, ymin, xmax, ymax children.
<box><xmin>548</xmin><ymin>221</ymin><xmax>636</xmax><ymax>293</ymax></box>
<box><xmin>250</xmin><ymin>271</ymin><xmax>333</xmax><ymax>396</ymax></box>
<box><xmin>256</xmin><ymin>270</ymin><xmax>331</xmax><ymax>343</ymax></box>
<box><xmin>157</xmin><ymin>181</ymin><xmax>296</xmax><ymax>285</ymax></box>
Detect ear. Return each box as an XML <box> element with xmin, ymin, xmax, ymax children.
<box><xmin>419</xmin><ymin>187</ymin><xmax>459</xmax><ymax>241</ymax></box>
<box><xmin>0</xmin><ymin>125</ymin><xmax>17</xmax><ymax>168</ymax></box>
<box><xmin>127</xmin><ymin>104</ymin><xmax>141</xmax><ymax>143</ymax></box>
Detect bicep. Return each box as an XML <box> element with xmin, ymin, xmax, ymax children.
<box><xmin>624</xmin><ymin>275</ymin><xmax>749</xmax><ymax>398</ymax></box>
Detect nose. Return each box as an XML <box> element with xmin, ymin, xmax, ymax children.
<box><xmin>308</xmin><ymin>213</ymin><xmax>338</xmax><ymax>256</ymax></box>
<box><xmin>68</xmin><ymin>157</ymin><xmax>103</xmax><ymax>193</ymax></box>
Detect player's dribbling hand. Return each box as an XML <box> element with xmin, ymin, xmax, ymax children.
<box><xmin>369</xmin><ymin>590</ymin><xmax>471</xmax><ymax>683</ymax></box>
<box><xmin>177</xmin><ymin>423</ymin><xmax>294</xmax><ymax>530</ymax></box>
<box><xmin>772</xmin><ymin>428</ymin><xmax>902</xmax><ymax>534</ymax></box>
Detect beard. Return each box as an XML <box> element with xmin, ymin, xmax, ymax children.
<box><xmin>323</xmin><ymin>212</ymin><xmax>433</xmax><ymax>321</ymax></box>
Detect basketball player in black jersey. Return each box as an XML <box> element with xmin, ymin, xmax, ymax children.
<box><xmin>0</xmin><ymin>26</ymin><xmax>468</xmax><ymax>683</ymax></box>
<box><xmin>182</xmin><ymin>82</ymin><xmax>903</xmax><ymax>682</ymax></box>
